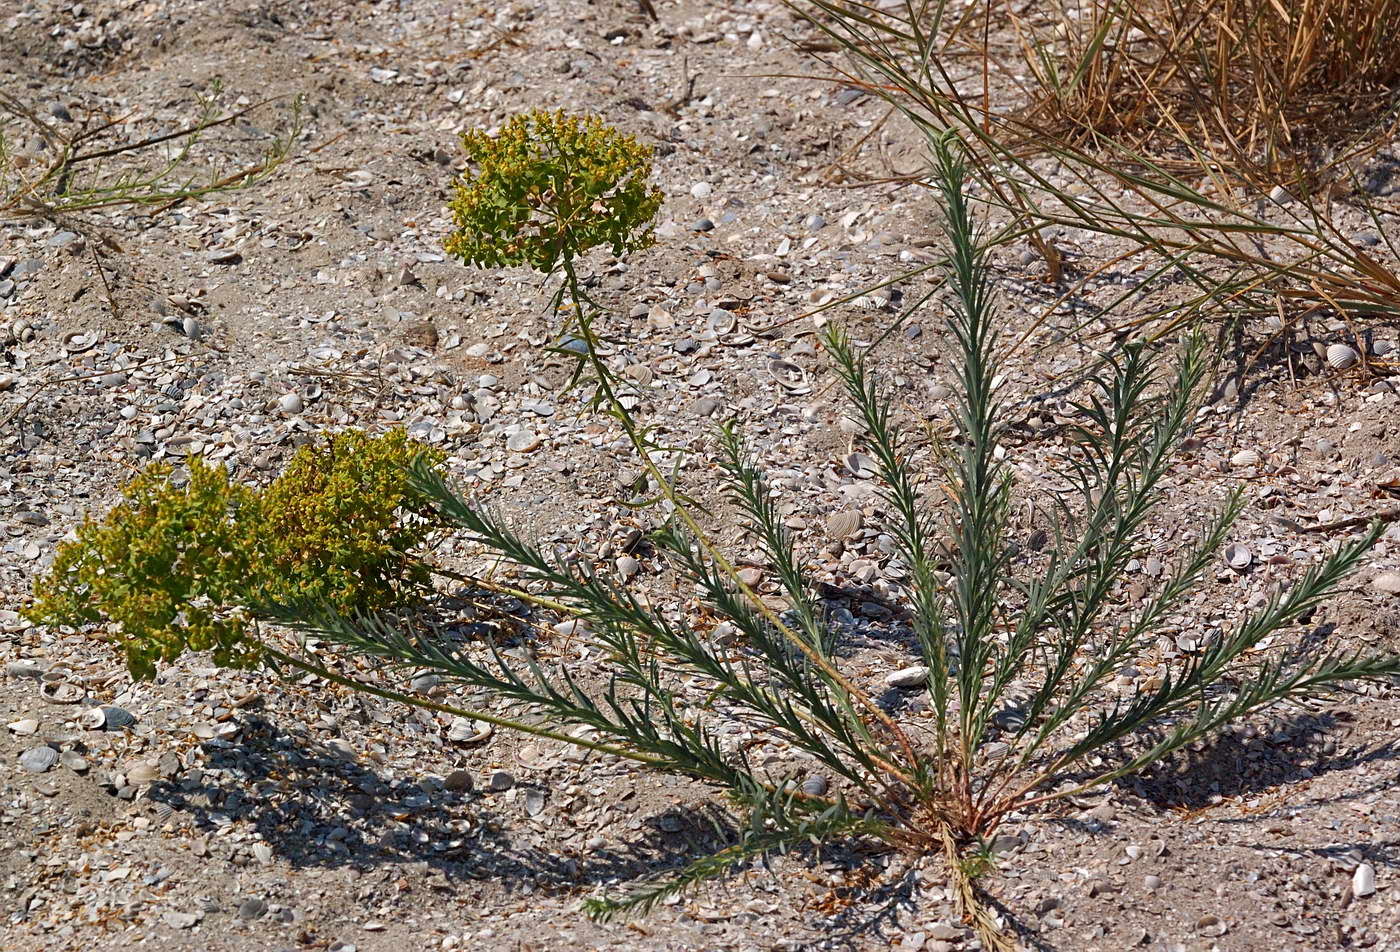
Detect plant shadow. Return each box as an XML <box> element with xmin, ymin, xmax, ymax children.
<box><xmin>142</xmin><ymin>713</ymin><xmax>736</xmax><ymax>899</ymax></box>
<box><xmin>1117</xmin><ymin>710</ymin><xmax>1400</xmax><ymax>811</ymax></box>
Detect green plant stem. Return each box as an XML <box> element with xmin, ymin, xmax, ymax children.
<box><xmin>557</xmin><ymin>262</ymin><xmax>924</xmax><ymax>790</ymax></box>
<box><xmin>259</xmin><ymin>644</ymin><xmax>670</xmax><ymax>768</ymax></box>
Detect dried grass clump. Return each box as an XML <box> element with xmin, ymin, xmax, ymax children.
<box><xmin>1018</xmin><ymin>0</ymin><xmax>1400</xmax><ymax>188</ymax></box>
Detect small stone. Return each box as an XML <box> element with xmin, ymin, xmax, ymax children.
<box><xmin>60</xmin><ymin>750</ymin><xmax>88</xmax><ymax>773</ymax></box>
<box><xmin>1143</xmin><ymin>874</ymin><xmax>1161</xmax><ymax>890</ymax></box>
<box><xmin>277</xmin><ymin>392</ymin><xmax>304</xmax><ymax>414</ymax></box>
<box><xmin>690</xmin><ymin>182</ymin><xmax>713</xmax><ymax>199</ymax></box>
<box><xmin>181</xmin><ymin>317</ymin><xmax>201</xmax><ymax>339</ymax></box>
<box><xmin>164</xmin><ymin>911</ymin><xmax>201</xmax><ymax>929</ymax></box>
<box><xmin>238</xmin><ymin>897</ymin><xmax>268</xmax><ymax>920</ymax></box>
<box><xmin>252</xmin><ymin>843</ymin><xmax>273</xmax><ymax>864</ymax></box>
<box><xmin>884</xmin><ymin>666</ymin><xmax>930</xmax><ymax>690</ymax></box>
<box><xmin>444</xmin><ymin>769</ymin><xmax>474</xmax><ymax>793</ymax></box>
<box><xmin>615</xmin><ymin>556</ymin><xmax>640</xmax><ymax>579</ymax></box>
<box><xmin>19</xmin><ymin>746</ymin><xmax>58</xmax><ymax>773</ymax></box>
<box><xmin>487</xmin><ymin>770</ymin><xmax>515</xmax><ymax>792</ymax></box>
<box><xmin>206</xmin><ymin>248</ymin><xmax>242</xmax><ymax>265</ymax></box>
<box><xmin>5</xmin><ymin>660</ymin><xmax>45</xmax><ymax>679</ymax></box>
<box><xmin>1372</xmin><ymin>573</ymin><xmax>1400</xmax><ymax>596</ymax></box>
<box><xmin>1353</xmin><ymin>863</ymin><xmax>1377</xmax><ymax>898</ymax></box>
<box><xmin>736</xmin><ymin>567</ymin><xmax>763</xmax><ymax>587</ymax></box>
<box><xmin>804</xmin><ymin>214</ymin><xmax>826</xmax><ymax>230</ymax></box>
<box><xmin>691</xmin><ymin>218</ymin><xmax>715</xmax><ymax>232</ymax></box>
<box><xmin>506</xmin><ymin>430</ymin><xmax>541</xmax><ymax>453</ymax></box>
<box><xmin>524</xmin><ymin>789</ymin><xmax>546</xmax><ymax>816</ymax></box>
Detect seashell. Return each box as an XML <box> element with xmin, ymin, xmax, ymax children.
<box><xmin>1230</xmin><ymin>449</ymin><xmax>1261</xmax><ymax>467</ymax></box>
<box><xmin>844</xmin><ymin>452</ymin><xmax>876</xmax><ymax>479</ymax></box>
<box><xmin>707</xmin><ymin>309</ymin><xmax>736</xmax><ymax>336</ymax></box>
<box><xmin>60</xmin><ymin>750</ymin><xmax>88</xmax><ymax>772</ymax></box>
<box><xmin>39</xmin><ymin>681</ymin><xmax>83</xmax><ymax>704</ymax></box>
<box><xmin>553</xmin><ymin>619</ymin><xmax>590</xmax><ymax>637</ymax></box>
<box><xmin>826</xmin><ymin>510</ymin><xmax>863</xmax><ymax>540</ymax></box>
<box><xmin>98</xmin><ymin>706</ymin><xmax>135</xmax><ymax>730</ymax></box>
<box><xmin>616</xmin><ymin>391</ymin><xmax>642</xmax><ymax>411</ymax></box>
<box><xmin>447</xmin><ymin>716</ymin><xmax>492</xmax><ymax>744</ymax></box>
<box><xmin>623</xmin><ymin>363</ymin><xmax>654</xmax><ymax>387</ymax></box>
<box><xmin>61</xmin><ymin>330</ymin><xmax>99</xmax><ymax>353</ymax></box>
<box><xmin>79</xmin><ymin>707</ymin><xmax>106</xmax><ymax>730</ymax></box>
<box><xmin>768</xmin><ymin>359</ymin><xmax>810</xmax><ymax>393</ymax></box>
<box><xmin>1373</xmin><ymin>340</ymin><xmax>1395</xmax><ymax>357</ymax></box>
<box><xmin>125</xmin><ymin>759</ymin><xmax>161</xmax><ymax>784</ymax></box>
<box><xmin>7</xmin><ymin>718</ymin><xmax>39</xmax><ymax>735</ymax></box>
<box><xmin>1354</xmin><ymin>863</ymin><xmax>1377</xmax><ymax>898</ymax></box>
<box><xmin>1224</xmin><ymin>542</ymin><xmax>1253</xmax><ymax>570</ymax></box>
<box><xmin>884</xmin><ymin>666</ymin><xmax>930</xmax><ymax>689</ymax></box>
<box><xmin>18</xmin><ymin>745</ymin><xmax>58</xmax><ymax>773</ymax></box>
<box><xmin>1327</xmin><ymin>343</ymin><xmax>1360</xmax><ymax>370</ymax></box>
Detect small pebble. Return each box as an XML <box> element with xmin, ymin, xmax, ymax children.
<box><xmin>884</xmin><ymin>666</ymin><xmax>930</xmax><ymax>690</ymax></box>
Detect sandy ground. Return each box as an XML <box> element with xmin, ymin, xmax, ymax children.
<box><xmin>4</xmin><ymin>1</ymin><xmax>1400</xmax><ymax>950</ymax></box>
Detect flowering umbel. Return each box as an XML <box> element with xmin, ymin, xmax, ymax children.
<box><xmin>444</xmin><ymin>110</ymin><xmax>663</xmax><ymax>274</ymax></box>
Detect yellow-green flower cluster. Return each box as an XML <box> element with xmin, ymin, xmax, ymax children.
<box><xmin>444</xmin><ymin>110</ymin><xmax>663</xmax><ymax>274</ymax></box>
<box><xmin>26</xmin><ymin>429</ymin><xmax>445</xmax><ymax>680</ymax></box>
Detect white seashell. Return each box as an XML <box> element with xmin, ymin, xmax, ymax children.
<box><xmin>126</xmin><ymin>759</ymin><xmax>161</xmax><ymax>784</ymax></box>
<box><xmin>447</xmin><ymin>717</ymin><xmax>493</xmax><ymax>744</ymax></box>
<box><xmin>845</xmin><ymin>452</ymin><xmax>876</xmax><ymax>478</ymax></box>
<box><xmin>707</xmin><ymin>309</ymin><xmax>737</xmax><ymax>336</ymax></box>
<box><xmin>1224</xmin><ymin>542</ymin><xmax>1253</xmax><ymax>570</ymax></box>
<box><xmin>1373</xmin><ymin>340</ymin><xmax>1395</xmax><ymax>357</ymax></box>
<box><xmin>80</xmin><ymin>707</ymin><xmax>107</xmax><ymax>730</ymax></box>
<box><xmin>19</xmin><ymin>746</ymin><xmax>58</xmax><ymax>773</ymax></box>
<box><xmin>884</xmin><ymin>666</ymin><xmax>930</xmax><ymax>689</ymax></box>
<box><xmin>1229</xmin><ymin>449</ymin><xmax>1260</xmax><ymax>467</ymax></box>
<box><xmin>623</xmin><ymin>363</ymin><xmax>654</xmax><ymax>387</ymax></box>
<box><xmin>1327</xmin><ymin>343</ymin><xmax>1359</xmax><ymax>370</ymax></box>
<box><xmin>1353</xmin><ymin>863</ymin><xmax>1376</xmax><ymax>898</ymax></box>
<box><xmin>826</xmin><ymin>511</ymin><xmax>863</xmax><ymax>540</ymax></box>
<box><xmin>7</xmin><ymin>718</ymin><xmax>39</xmax><ymax>735</ymax></box>
<box><xmin>615</xmin><ymin>556</ymin><xmax>640</xmax><ymax>579</ymax></box>
<box><xmin>61</xmin><ymin>330</ymin><xmax>99</xmax><ymax>353</ymax></box>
